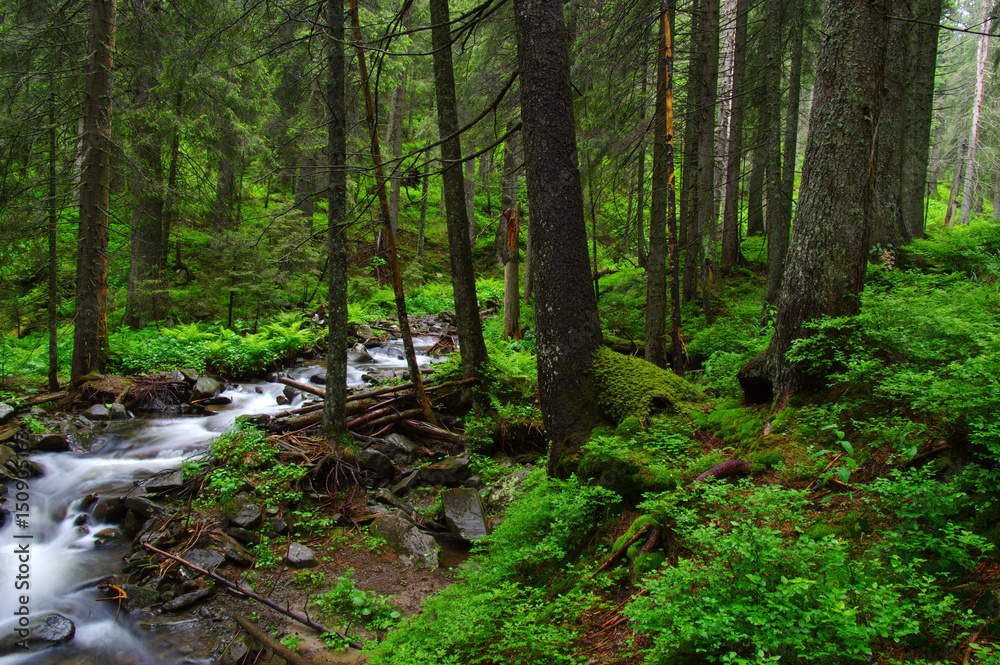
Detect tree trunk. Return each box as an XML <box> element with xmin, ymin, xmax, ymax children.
<box><xmin>719</xmin><ymin>0</ymin><xmax>749</xmax><ymax>267</ymax></box>
<box><xmin>696</xmin><ymin>0</ymin><xmax>720</xmax><ymax>322</ymax></box>
<box><xmin>958</xmin><ymin>15</ymin><xmax>992</xmax><ymax>226</ymax></box>
<box><xmin>944</xmin><ymin>135</ymin><xmax>968</xmax><ymax>228</ymax></box>
<box><xmin>124</xmin><ymin>2</ymin><xmax>165</xmax><ymax>330</ymax></box>
<box><xmin>680</xmin><ymin>0</ymin><xmax>703</xmax><ymax>304</ymax></box>
<box><xmin>713</xmin><ymin>0</ymin><xmax>736</xmax><ymax>220</ymax></box>
<box><xmin>323</xmin><ymin>0</ymin><xmax>349</xmax><ymax>437</ymax></box>
<box><xmin>72</xmin><ymin>0</ymin><xmax>116</xmax><ymax>386</ymax></box>
<box><xmin>465</xmin><ymin>140</ymin><xmax>476</xmax><ymax>241</ymax></box>
<box><xmin>429</xmin><ymin>0</ymin><xmax>490</xmax><ymax>402</ymax></box>
<box><xmin>48</xmin><ymin>78</ymin><xmax>59</xmax><ymax>392</ymax></box>
<box><xmin>645</xmin><ymin>2</ymin><xmax>671</xmax><ymax>369</ymax></box>
<box><xmin>514</xmin><ymin>0</ymin><xmax>603</xmax><ymax>472</ymax></box>
<box><xmin>162</xmin><ymin>87</ymin><xmax>183</xmax><ymax>270</ymax></box>
<box><xmin>385</xmin><ymin>63</ymin><xmax>407</xmax><ymax>234</ymax></box>
<box><xmin>761</xmin><ymin>0</ymin><xmax>786</xmax><ymax>311</ymax></box>
<box><xmin>870</xmin><ymin>0</ymin><xmax>915</xmax><ymax>250</ymax></box>
<box><xmin>417</xmin><ymin>163</ymin><xmax>430</xmax><ymax>276</ymax></box>
<box><xmin>778</xmin><ymin>0</ymin><xmax>804</xmax><ymax>246</ymax></box>
<box><xmin>742</xmin><ymin>0</ymin><xmax>888</xmax><ymax>400</ymax></box>
<box><xmin>500</xmin><ymin>123</ymin><xmax>522</xmax><ymax>340</ymax></box>
<box><xmin>745</xmin><ymin>135</ymin><xmax>766</xmax><ymax>237</ymax></box>
<box><xmin>900</xmin><ymin>0</ymin><xmax>942</xmax><ymax>239</ymax></box>
<box><xmin>523</xmin><ymin>205</ymin><xmax>534</xmax><ymax>302</ymax></box>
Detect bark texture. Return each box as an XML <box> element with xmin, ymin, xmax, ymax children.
<box><xmin>430</xmin><ymin>0</ymin><xmax>489</xmax><ymax>393</ymax></box>
<box><xmin>514</xmin><ymin>0</ymin><xmax>603</xmax><ymax>472</ymax></box>
<box><xmin>323</xmin><ymin>0</ymin><xmax>349</xmax><ymax>435</ymax></box>
<box><xmin>72</xmin><ymin>0</ymin><xmax>116</xmax><ymax>385</ymax></box>
<box><xmin>743</xmin><ymin>0</ymin><xmax>888</xmax><ymax>398</ymax></box>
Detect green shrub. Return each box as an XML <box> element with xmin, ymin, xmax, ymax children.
<box><xmin>630</xmin><ymin>482</ymin><xmax>974</xmax><ymax>664</ymax></box>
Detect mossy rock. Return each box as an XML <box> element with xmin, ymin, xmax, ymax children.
<box><xmin>633</xmin><ymin>552</ymin><xmax>665</xmax><ymax>577</ymax></box>
<box><xmin>590</xmin><ymin>347</ymin><xmax>702</xmax><ymax>424</ymax></box>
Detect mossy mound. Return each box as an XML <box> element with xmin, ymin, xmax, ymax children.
<box><xmin>590</xmin><ymin>346</ymin><xmax>702</xmax><ymax>423</ymax></box>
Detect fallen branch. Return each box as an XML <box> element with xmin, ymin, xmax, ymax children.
<box><xmin>232</xmin><ymin>613</ymin><xmax>322</xmax><ymax>665</ymax></box>
<box><xmin>589</xmin><ymin>526</ymin><xmax>650</xmax><ymax>579</ymax></box>
<box><xmin>141</xmin><ymin>543</ymin><xmax>361</xmax><ymax>649</ymax></box>
<box><xmin>694</xmin><ymin>459</ymin><xmax>751</xmax><ymax>483</ymax></box>
<box><xmin>349</xmin><ymin>408</ymin><xmax>423</xmax><ymax>431</ymax></box>
<box><xmin>278</xmin><ymin>377</ymin><xmax>326</xmax><ymax>398</ymax></box>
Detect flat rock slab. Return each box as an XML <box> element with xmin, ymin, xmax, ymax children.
<box><xmin>181</xmin><ymin>549</ymin><xmax>225</xmax><ymax>577</ymax></box>
<box><xmin>144</xmin><ymin>469</ymin><xmax>186</xmax><ymax>493</ymax></box>
<box><xmin>285</xmin><ymin>542</ymin><xmax>318</xmax><ymax>568</ymax></box>
<box><xmin>85</xmin><ymin>404</ymin><xmax>110</xmax><ymax>421</ymax></box>
<box><xmin>124</xmin><ymin>495</ymin><xmax>165</xmax><ymax>518</ymax></box>
<box><xmin>163</xmin><ymin>586</ymin><xmax>215</xmax><ymax>612</ymax></box>
<box><xmin>441</xmin><ymin>488</ymin><xmax>489</xmax><ymax>541</ymax></box>
<box><xmin>419</xmin><ymin>457</ymin><xmax>470</xmax><ymax>486</ymax></box>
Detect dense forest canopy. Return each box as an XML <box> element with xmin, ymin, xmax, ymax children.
<box><xmin>3</xmin><ymin>0</ymin><xmax>1000</xmax><ymax>661</ymax></box>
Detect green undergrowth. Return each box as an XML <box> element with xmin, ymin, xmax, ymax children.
<box><xmin>110</xmin><ymin>311</ymin><xmax>320</xmax><ymax>376</ymax></box>
<box><xmin>367</xmin><ymin>470</ymin><xmax>618</xmax><ymax>664</ymax></box>
<box><xmin>629</xmin><ymin>479</ymin><xmax>988</xmax><ymax>664</ymax></box>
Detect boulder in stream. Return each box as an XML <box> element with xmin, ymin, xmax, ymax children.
<box><xmin>0</xmin><ymin>613</ymin><xmax>75</xmax><ymax>655</ymax></box>
<box><xmin>441</xmin><ymin>488</ymin><xmax>489</xmax><ymax>541</ymax></box>
<box><xmin>85</xmin><ymin>404</ymin><xmax>110</xmax><ymax>421</ymax></box>
<box><xmin>191</xmin><ymin>377</ymin><xmax>222</xmax><ymax>400</ymax></box>
<box><xmin>33</xmin><ymin>433</ymin><xmax>70</xmax><ymax>452</ymax></box>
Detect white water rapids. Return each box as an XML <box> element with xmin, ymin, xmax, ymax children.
<box><xmin>0</xmin><ymin>338</ymin><xmax>438</xmax><ymax>664</ymax></box>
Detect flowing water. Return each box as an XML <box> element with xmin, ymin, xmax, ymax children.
<box><xmin>0</xmin><ymin>339</ymin><xmax>439</xmax><ymax>664</ymax></box>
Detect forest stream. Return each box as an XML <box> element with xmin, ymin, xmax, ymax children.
<box><xmin>0</xmin><ymin>338</ymin><xmax>442</xmax><ymax>665</ymax></box>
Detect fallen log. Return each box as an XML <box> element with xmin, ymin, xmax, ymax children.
<box><xmin>401</xmin><ymin>419</ymin><xmax>463</xmax><ymax>444</ymax></box>
<box><xmin>232</xmin><ymin>613</ymin><xmax>322</xmax><ymax>665</ymax></box>
<box><xmin>589</xmin><ymin>526</ymin><xmax>650</xmax><ymax>579</ymax></box>
<box><xmin>352</xmin><ymin>408</ymin><xmax>423</xmax><ymax>432</ymax></box>
<box><xmin>141</xmin><ymin>543</ymin><xmax>361</xmax><ymax>649</ymax></box>
<box><xmin>278</xmin><ymin>377</ymin><xmax>326</xmax><ymax>398</ymax></box>
<box><xmin>20</xmin><ymin>391</ymin><xmax>68</xmax><ymax>408</ymax></box>
<box><xmin>694</xmin><ymin>459</ymin><xmax>751</xmax><ymax>483</ymax></box>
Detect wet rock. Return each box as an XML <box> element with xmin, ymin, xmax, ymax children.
<box><xmin>143</xmin><ymin>469</ymin><xmax>186</xmax><ymax>493</ymax></box>
<box><xmin>224</xmin><ymin>498</ymin><xmax>263</xmax><ymax>529</ymax></box>
<box><xmin>122</xmin><ymin>584</ymin><xmax>163</xmax><ymax>612</ymax></box>
<box><xmin>309</xmin><ymin>371</ymin><xmax>327</xmax><ymax>385</ymax></box>
<box><xmin>215</xmin><ymin>532</ymin><xmax>256</xmax><ymax>567</ymax></box>
<box><xmin>74</xmin><ymin>513</ymin><xmax>90</xmax><ymax>526</ymax></box>
<box><xmin>121</xmin><ymin>511</ymin><xmax>147</xmax><ymax>539</ymax></box>
<box><xmin>181</xmin><ymin>549</ymin><xmax>225</xmax><ymax>578</ymax></box>
<box><xmin>282</xmin><ymin>385</ymin><xmax>299</xmax><ymax>400</ymax></box>
<box><xmin>94</xmin><ymin>527</ymin><xmax>121</xmax><ymax>546</ymax></box>
<box><xmin>191</xmin><ymin>377</ymin><xmax>222</xmax><ymax>400</ymax></box>
<box><xmin>92</xmin><ymin>496</ymin><xmax>126</xmax><ymax>523</ymax></box>
<box><xmin>267</xmin><ymin>515</ymin><xmax>288</xmax><ymax>535</ymax></box>
<box><xmin>391</xmin><ymin>469</ymin><xmax>420</xmax><ymax>497</ymax></box>
<box><xmin>86</xmin><ymin>404</ymin><xmax>111</xmax><ymax>421</ymax></box>
<box><xmin>34</xmin><ymin>433</ymin><xmax>70</xmax><ymax>452</ymax></box>
<box><xmin>163</xmin><ymin>586</ymin><xmax>215</xmax><ymax>612</ymax></box>
<box><xmin>138</xmin><ymin>519</ymin><xmax>182</xmax><ymax>548</ymax></box>
<box><xmin>419</xmin><ymin>457</ymin><xmax>470</xmax><ymax>486</ymax></box>
<box><xmin>20</xmin><ymin>458</ymin><xmax>45</xmax><ymax>477</ymax></box>
<box><xmin>109</xmin><ymin>403</ymin><xmax>129</xmax><ymax>420</ymax></box>
<box><xmin>124</xmin><ymin>495</ymin><xmax>165</xmax><ymax>518</ymax></box>
<box><xmin>485</xmin><ymin>468</ymin><xmax>531</xmax><ymax>515</ymax></box>
<box><xmin>436</xmin><ymin>310</ymin><xmax>456</xmax><ymax>325</ymax></box>
<box><xmin>370</xmin><ymin>513</ymin><xmax>439</xmax><ymax>568</ymax></box>
<box><xmin>275</xmin><ymin>395</ymin><xmax>289</xmax><ymax>405</ymax></box>
<box><xmin>285</xmin><ymin>542</ymin><xmax>318</xmax><ymax>568</ymax></box>
<box><xmin>228</xmin><ymin>527</ymin><xmax>262</xmax><ymax>546</ymax></box>
<box><xmin>348</xmin><ymin>344</ymin><xmax>375</xmax><ymax>363</ymax></box>
<box><xmin>166</xmin><ymin>369</ymin><xmax>186</xmax><ymax>383</ymax></box>
<box><xmin>0</xmin><ymin>613</ymin><xmax>75</xmax><ymax>654</ymax></box>
<box><xmin>0</xmin><ymin>402</ymin><xmax>14</xmax><ymax>423</ymax></box>
<box><xmin>375</xmin><ymin>487</ymin><xmax>416</xmax><ymax>516</ymax></box>
<box><xmin>0</xmin><ymin>443</ymin><xmax>13</xmax><ymax>467</ymax></box>
<box><xmin>356</xmin><ymin>448</ymin><xmax>396</xmax><ymax>479</ymax></box>
<box><xmin>202</xmin><ymin>395</ymin><xmax>232</xmax><ymax>407</ymax></box>
<box><xmin>441</xmin><ymin>488</ymin><xmax>489</xmax><ymax>541</ymax></box>
<box><xmin>372</xmin><ymin>433</ymin><xmax>417</xmax><ymax>465</ymax></box>
<box><xmin>350</xmin><ymin>322</ymin><xmax>376</xmax><ymax>342</ymax></box>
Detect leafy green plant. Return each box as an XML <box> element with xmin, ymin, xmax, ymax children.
<box><xmin>630</xmin><ymin>481</ymin><xmax>975</xmax><ymax>664</ymax></box>
<box><xmin>312</xmin><ymin>568</ymin><xmax>402</xmax><ymax>635</ymax></box>
<box><xmin>279</xmin><ymin>634</ymin><xmax>302</xmax><ymax>650</ymax></box>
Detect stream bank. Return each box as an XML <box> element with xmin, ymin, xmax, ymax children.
<box><xmin>0</xmin><ymin>324</ymin><xmax>540</xmax><ymax>665</ymax></box>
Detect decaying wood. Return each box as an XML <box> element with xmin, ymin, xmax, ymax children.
<box><xmin>20</xmin><ymin>391</ymin><xmax>67</xmax><ymax>407</ymax></box>
<box><xmin>350</xmin><ymin>407</ymin><xmax>423</xmax><ymax>431</ymax></box>
<box><xmin>694</xmin><ymin>459</ymin><xmax>751</xmax><ymax>483</ymax></box>
<box><xmin>401</xmin><ymin>419</ymin><xmax>463</xmax><ymax>443</ymax></box>
<box><xmin>232</xmin><ymin>613</ymin><xmax>324</xmax><ymax>665</ymax></box>
<box><xmin>589</xmin><ymin>526</ymin><xmax>650</xmax><ymax>579</ymax></box>
<box><xmin>141</xmin><ymin>543</ymin><xmax>361</xmax><ymax>648</ymax></box>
